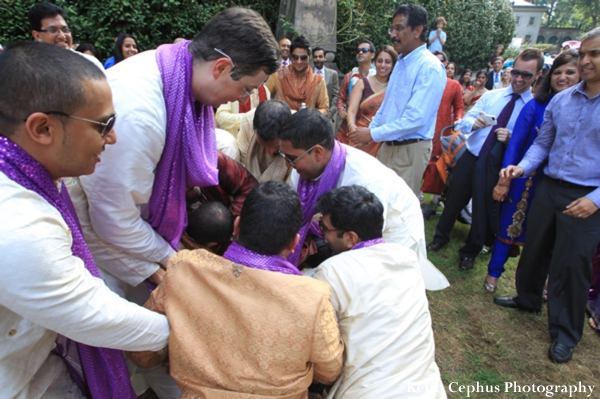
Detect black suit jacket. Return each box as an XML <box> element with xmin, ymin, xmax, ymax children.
<box><xmin>485</xmin><ymin>70</ymin><xmax>503</xmax><ymax>90</ymax></box>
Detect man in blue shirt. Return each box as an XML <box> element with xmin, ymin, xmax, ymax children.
<box><xmin>495</xmin><ymin>28</ymin><xmax>600</xmax><ymax>364</ymax></box>
<box><xmin>348</xmin><ymin>4</ymin><xmax>446</xmax><ymax>196</ymax></box>
<box><xmin>427</xmin><ymin>49</ymin><xmax>544</xmax><ymax>271</ymax></box>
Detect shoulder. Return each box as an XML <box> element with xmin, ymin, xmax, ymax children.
<box><xmin>325</xmin><ymin>67</ymin><xmax>338</xmax><ymax>77</ymax></box>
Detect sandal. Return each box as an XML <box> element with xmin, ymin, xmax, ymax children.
<box><xmin>484</xmin><ymin>281</ymin><xmax>497</xmax><ymax>293</ymax></box>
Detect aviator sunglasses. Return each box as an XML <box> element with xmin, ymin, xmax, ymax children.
<box><xmin>291</xmin><ymin>54</ymin><xmax>309</xmax><ymax>61</ymax></box>
<box><xmin>510</xmin><ymin>69</ymin><xmax>535</xmax><ymax>80</ymax></box>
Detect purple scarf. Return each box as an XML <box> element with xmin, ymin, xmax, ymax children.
<box><xmin>288</xmin><ymin>141</ymin><xmax>347</xmax><ymax>266</ymax></box>
<box><xmin>146</xmin><ymin>40</ymin><xmax>218</xmax><ymax>249</ymax></box>
<box><xmin>224</xmin><ymin>241</ymin><xmax>302</xmax><ymax>276</ymax></box>
<box><xmin>0</xmin><ymin>137</ymin><xmax>135</xmax><ymax>399</ymax></box>
<box><xmin>352</xmin><ymin>238</ymin><xmax>386</xmax><ymax>250</ymax></box>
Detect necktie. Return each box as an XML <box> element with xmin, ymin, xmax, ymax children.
<box><xmin>495</xmin><ymin>73</ymin><xmax>499</xmax><ymax>83</ymax></box>
<box><xmin>479</xmin><ymin>93</ymin><xmax>520</xmax><ymax>156</ymax></box>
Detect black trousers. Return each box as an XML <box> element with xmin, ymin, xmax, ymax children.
<box><xmin>433</xmin><ymin>150</ymin><xmax>494</xmax><ymax>258</ymax></box>
<box><xmin>515</xmin><ymin>177</ymin><xmax>600</xmax><ymax>347</ymax></box>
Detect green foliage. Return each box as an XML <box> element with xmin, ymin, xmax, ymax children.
<box><xmin>532</xmin><ymin>0</ymin><xmax>597</xmax><ymax>31</ymax></box>
<box><xmin>0</xmin><ymin>0</ymin><xmax>279</xmax><ymax>61</ymax></box>
<box><xmin>335</xmin><ymin>0</ymin><xmax>515</xmax><ymax>74</ymax></box>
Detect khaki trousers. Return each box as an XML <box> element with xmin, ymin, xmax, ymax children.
<box><xmin>376</xmin><ymin>140</ymin><xmax>431</xmax><ymax>195</ymax></box>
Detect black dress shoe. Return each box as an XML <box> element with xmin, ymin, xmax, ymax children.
<box><xmin>494</xmin><ymin>296</ymin><xmax>540</xmax><ymax>313</ymax></box>
<box><xmin>427</xmin><ymin>241</ymin><xmax>446</xmax><ymax>252</ymax></box>
<box><xmin>458</xmin><ymin>256</ymin><xmax>474</xmax><ymax>271</ymax></box>
<box><xmin>548</xmin><ymin>342</ymin><xmax>573</xmax><ymax>363</ymax></box>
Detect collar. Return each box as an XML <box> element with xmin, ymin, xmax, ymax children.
<box><xmin>572</xmin><ymin>81</ymin><xmax>600</xmax><ymax>99</ymax></box>
<box><xmin>398</xmin><ymin>43</ymin><xmax>427</xmax><ymax>64</ymax></box>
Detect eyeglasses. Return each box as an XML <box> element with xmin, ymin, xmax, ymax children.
<box><xmin>510</xmin><ymin>69</ymin><xmax>535</xmax><ymax>80</ymax></box>
<box><xmin>291</xmin><ymin>54</ymin><xmax>309</xmax><ymax>61</ymax></box>
<box><xmin>213</xmin><ymin>48</ymin><xmax>255</xmax><ymax>98</ymax></box>
<box><xmin>278</xmin><ymin>142</ymin><xmax>323</xmax><ymax>167</ymax></box>
<box><xmin>25</xmin><ymin>111</ymin><xmax>117</xmax><ymax>138</ymax></box>
<box><xmin>356</xmin><ymin>47</ymin><xmax>372</xmax><ymax>54</ymax></box>
<box><xmin>38</xmin><ymin>26</ymin><xmax>71</xmax><ymax>35</ymax></box>
<box><xmin>388</xmin><ymin>25</ymin><xmax>405</xmax><ymax>34</ymax></box>
<box><xmin>318</xmin><ymin>219</ymin><xmax>343</xmax><ymax>235</ymax></box>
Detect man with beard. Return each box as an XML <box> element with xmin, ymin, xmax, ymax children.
<box><xmin>265</xmin><ymin>36</ymin><xmax>329</xmax><ymax>114</ymax></box>
<box><xmin>313</xmin><ymin>46</ymin><xmax>339</xmax><ymax>121</ymax></box>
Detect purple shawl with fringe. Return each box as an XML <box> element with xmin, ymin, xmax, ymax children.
<box><xmin>224</xmin><ymin>241</ymin><xmax>302</xmax><ymax>276</ymax></box>
<box><xmin>146</xmin><ymin>40</ymin><xmax>218</xmax><ymax>249</ymax></box>
<box><xmin>288</xmin><ymin>141</ymin><xmax>347</xmax><ymax>266</ymax></box>
<box><xmin>352</xmin><ymin>237</ymin><xmax>386</xmax><ymax>250</ymax></box>
<box><xmin>0</xmin><ymin>136</ymin><xmax>135</xmax><ymax>399</ymax></box>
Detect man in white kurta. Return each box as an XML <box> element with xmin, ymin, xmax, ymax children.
<box><xmin>287</xmin><ymin>144</ymin><xmax>449</xmax><ymax>291</ymax></box>
<box><xmin>312</xmin><ymin>185</ymin><xmax>446</xmax><ymax>398</ymax></box>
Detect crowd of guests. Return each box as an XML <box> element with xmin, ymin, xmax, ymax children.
<box><xmin>0</xmin><ymin>1</ymin><xmax>599</xmax><ymax>399</ymax></box>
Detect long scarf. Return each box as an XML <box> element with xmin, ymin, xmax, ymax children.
<box><xmin>146</xmin><ymin>40</ymin><xmax>218</xmax><ymax>249</ymax></box>
<box><xmin>348</xmin><ymin>65</ymin><xmax>376</xmax><ymax>99</ymax></box>
<box><xmin>224</xmin><ymin>241</ymin><xmax>302</xmax><ymax>276</ymax></box>
<box><xmin>352</xmin><ymin>237</ymin><xmax>386</xmax><ymax>250</ymax></box>
<box><xmin>238</xmin><ymin>84</ymin><xmax>268</xmax><ymax>114</ymax></box>
<box><xmin>279</xmin><ymin>65</ymin><xmax>323</xmax><ymax>110</ymax></box>
<box><xmin>288</xmin><ymin>141</ymin><xmax>347</xmax><ymax>266</ymax></box>
<box><xmin>0</xmin><ymin>136</ymin><xmax>135</xmax><ymax>399</ymax></box>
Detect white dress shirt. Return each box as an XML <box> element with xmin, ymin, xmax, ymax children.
<box><xmin>0</xmin><ymin>172</ymin><xmax>170</xmax><ymax>399</ymax></box>
<box><xmin>291</xmin><ymin>145</ymin><xmax>450</xmax><ymax>290</ymax></box>
<box><xmin>314</xmin><ymin>243</ymin><xmax>446</xmax><ymax>398</ymax></box>
<box><xmin>456</xmin><ymin>86</ymin><xmax>533</xmax><ymax>156</ymax></box>
<box><xmin>314</xmin><ymin>67</ymin><xmax>325</xmax><ymax>79</ymax></box>
<box><xmin>78</xmin><ymin>50</ymin><xmax>175</xmax><ymax>287</ymax></box>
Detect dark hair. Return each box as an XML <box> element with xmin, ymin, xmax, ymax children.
<box><xmin>279</xmin><ymin>108</ymin><xmax>335</xmax><ymax>150</ymax></box>
<box><xmin>186</xmin><ymin>201</ymin><xmax>233</xmax><ymax>246</ymax></box>
<box><xmin>375</xmin><ymin>45</ymin><xmax>398</xmax><ymax>69</ymax></box>
<box><xmin>290</xmin><ymin>35</ymin><xmax>310</xmax><ymax>55</ymax></box>
<box><xmin>393</xmin><ymin>4</ymin><xmax>428</xmax><ymax>43</ymax></box>
<box><xmin>495</xmin><ymin>44</ymin><xmax>504</xmax><ymax>51</ymax></box>
<box><xmin>535</xmin><ymin>49</ymin><xmax>579</xmax><ymax>104</ymax></box>
<box><xmin>253</xmin><ymin>100</ymin><xmax>291</xmax><ymax>142</ymax></box>
<box><xmin>312</xmin><ymin>46</ymin><xmax>325</xmax><ymax>56</ymax></box>
<box><xmin>28</xmin><ymin>2</ymin><xmax>66</xmax><ymax>31</ymax></box>
<box><xmin>446</xmin><ymin>61</ymin><xmax>457</xmax><ymax>76</ymax></box>
<box><xmin>514</xmin><ymin>48</ymin><xmax>544</xmax><ymax>72</ymax></box>
<box><xmin>237</xmin><ymin>182</ymin><xmax>302</xmax><ymax>255</ymax></box>
<box><xmin>76</xmin><ymin>43</ymin><xmax>99</xmax><ymax>59</ymax></box>
<box><xmin>476</xmin><ymin>69</ymin><xmax>487</xmax><ymax>80</ymax></box>
<box><xmin>189</xmin><ymin>8</ymin><xmax>279</xmax><ymax>78</ymax></box>
<box><xmin>315</xmin><ymin>185</ymin><xmax>384</xmax><ymax>241</ymax></box>
<box><xmin>356</xmin><ymin>38</ymin><xmax>376</xmax><ymax>53</ymax></box>
<box><xmin>113</xmin><ymin>33</ymin><xmax>137</xmax><ymax>64</ymax></box>
<box><xmin>433</xmin><ymin>50</ymin><xmax>447</xmax><ymax>62</ymax></box>
<box><xmin>459</xmin><ymin>69</ymin><xmax>472</xmax><ymax>85</ymax></box>
<box><xmin>0</xmin><ymin>41</ymin><xmax>105</xmax><ymax>136</ymax></box>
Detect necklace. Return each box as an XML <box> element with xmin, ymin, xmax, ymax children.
<box><xmin>375</xmin><ymin>76</ymin><xmax>388</xmax><ymax>86</ymax></box>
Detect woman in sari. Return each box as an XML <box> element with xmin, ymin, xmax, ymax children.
<box><xmin>459</xmin><ymin>69</ymin><xmax>473</xmax><ymax>94</ymax></box>
<box><xmin>463</xmin><ymin>70</ymin><xmax>488</xmax><ymax>112</ymax></box>
<box><xmin>340</xmin><ymin>45</ymin><xmax>398</xmax><ymax>157</ymax></box>
<box><xmin>484</xmin><ymin>49</ymin><xmax>580</xmax><ymax>293</ymax></box>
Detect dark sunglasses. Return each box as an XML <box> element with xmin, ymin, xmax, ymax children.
<box><xmin>24</xmin><ymin>111</ymin><xmax>117</xmax><ymax>138</ymax></box>
<box><xmin>510</xmin><ymin>69</ymin><xmax>535</xmax><ymax>80</ymax></box>
<box><xmin>291</xmin><ymin>54</ymin><xmax>309</xmax><ymax>61</ymax></box>
<box><xmin>356</xmin><ymin>47</ymin><xmax>373</xmax><ymax>54</ymax></box>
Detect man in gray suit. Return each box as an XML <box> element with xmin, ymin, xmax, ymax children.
<box><xmin>312</xmin><ymin>46</ymin><xmax>339</xmax><ymax>121</ymax></box>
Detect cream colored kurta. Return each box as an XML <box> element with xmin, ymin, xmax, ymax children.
<box><xmin>129</xmin><ymin>249</ymin><xmax>344</xmax><ymax>398</ymax></box>
<box><xmin>290</xmin><ymin>145</ymin><xmax>450</xmax><ymax>291</ymax></box>
<box><xmin>314</xmin><ymin>243</ymin><xmax>446</xmax><ymax>398</ymax></box>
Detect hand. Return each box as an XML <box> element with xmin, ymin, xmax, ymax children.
<box><xmin>496</xmin><ymin>128</ymin><xmax>510</xmax><ymax>143</ymax></box>
<box><xmin>148</xmin><ymin>267</ymin><xmax>166</xmax><ymax>285</ymax></box>
<box><xmin>339</xmin><ymin>109</ymin><xmax>347</xmax><ymax>119</ymax></box>
<box><xmin>564</xmin><ymin>197</ymin><xmax>599</xmax><ymax>219</ymax></box>
<box><xmin>348</xmin><ymin>124</ymin><xmax>357</xmax><ymax>133</ymax></box>
<box><xmin>473</xmin><ymin>112</ymin><xmax>489</xmax><ymax>130</ymax></box>
<box><xmin>501</xmin><ymin>165</ymin><xmax>524</xmax><ymax>179</ymax></box>
<box><xmin>493</xmin><ymin>184</ymin><xmax>510</xmax><ymax>202</ymax></box>
<box><xmin>347</xmin><ymin>127</ymin><xmax>372</xmax><ymax>144</ymax></box>
<box><xmin>279</xmin><ymin>67</ymin><xmax>290</xmax><ymax>77</ymax></box>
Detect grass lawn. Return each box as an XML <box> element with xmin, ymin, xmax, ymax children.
<box><xmin>424</xmin><ymin>205</ymin><xmax>599</xmax><ymax>398</ymax></box>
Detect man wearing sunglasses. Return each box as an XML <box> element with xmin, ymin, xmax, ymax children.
<box><xmin>0</xmin><ymin>41</ymin><xmax>170</xmax><ymax>399</ymax></box>
<box><xmin>265</xmin><ymin>36</ymin><xmax>329</xmax><ymax>115</ymax></box>
<box><xmin>495</xmin><ymin>28</ymin><xmax>600</xmax><ymax>364</ymax></box>
<box><xmin>428</xmin><ymin>49</ymin><xmax>543</xmax><ymax>273</ymax></box>
<box><xmin>279</xmin><ymin>108</ymin><xmax>449</xmax><ymax>291</ymax></box>
<box><xmin>75</xmin><ymin>8</ymin><xmax>279</xmax><ymax>397</ymax></box>
<box><xmin>28</xmin><ymin>2</ymin><xmax>104</xmax><ymax>71</ymax></box>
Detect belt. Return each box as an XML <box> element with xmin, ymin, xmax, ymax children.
<box><xmin>548</xmin><ymin>177</ymin><xmax>594</xmax><ymax>190</ymax></box>
<box><xmin>384</xmin><ymin>138</ymin><xmax>429</xmax><ymax>147</ymax></box>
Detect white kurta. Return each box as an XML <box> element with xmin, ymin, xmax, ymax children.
<box><xmin>291</xmin><ymin>145</ymin><xmax>449</xmax><ymax>290</ymax></box>
<box><xmin>314</xmin><ymin>243</ymin><xmax>446</xmax><ymax>398</ymax></box>
<box><xmin>0</xmin><ymin>172</ymin><xmax>170</xmax><ymax>399</ymax></box>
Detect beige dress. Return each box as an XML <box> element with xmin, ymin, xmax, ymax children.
<box><xmin>129</xmin><ymin>249</ymin><xmax>344</xmax><ymax>398</ymax></box>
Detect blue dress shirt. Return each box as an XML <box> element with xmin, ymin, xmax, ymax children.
<box><xmin>456</xmin><ymin>86</ymin><xmax>533</xmax><ymax>157</ymax></box>
<box><xmin>369</xmin><ymin>44</ymin><xmax>446</xmax><ymax>142</ymax></box>
<box><xmin>518</xmin><ymin>81</ymin><xmax>600</xmax><ymax>206</ymax></box>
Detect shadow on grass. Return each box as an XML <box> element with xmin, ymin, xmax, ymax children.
<box><xmin>423</xmin><ymin>199</ymin><xmax>599</xmax><ymax>397</ymax></box>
